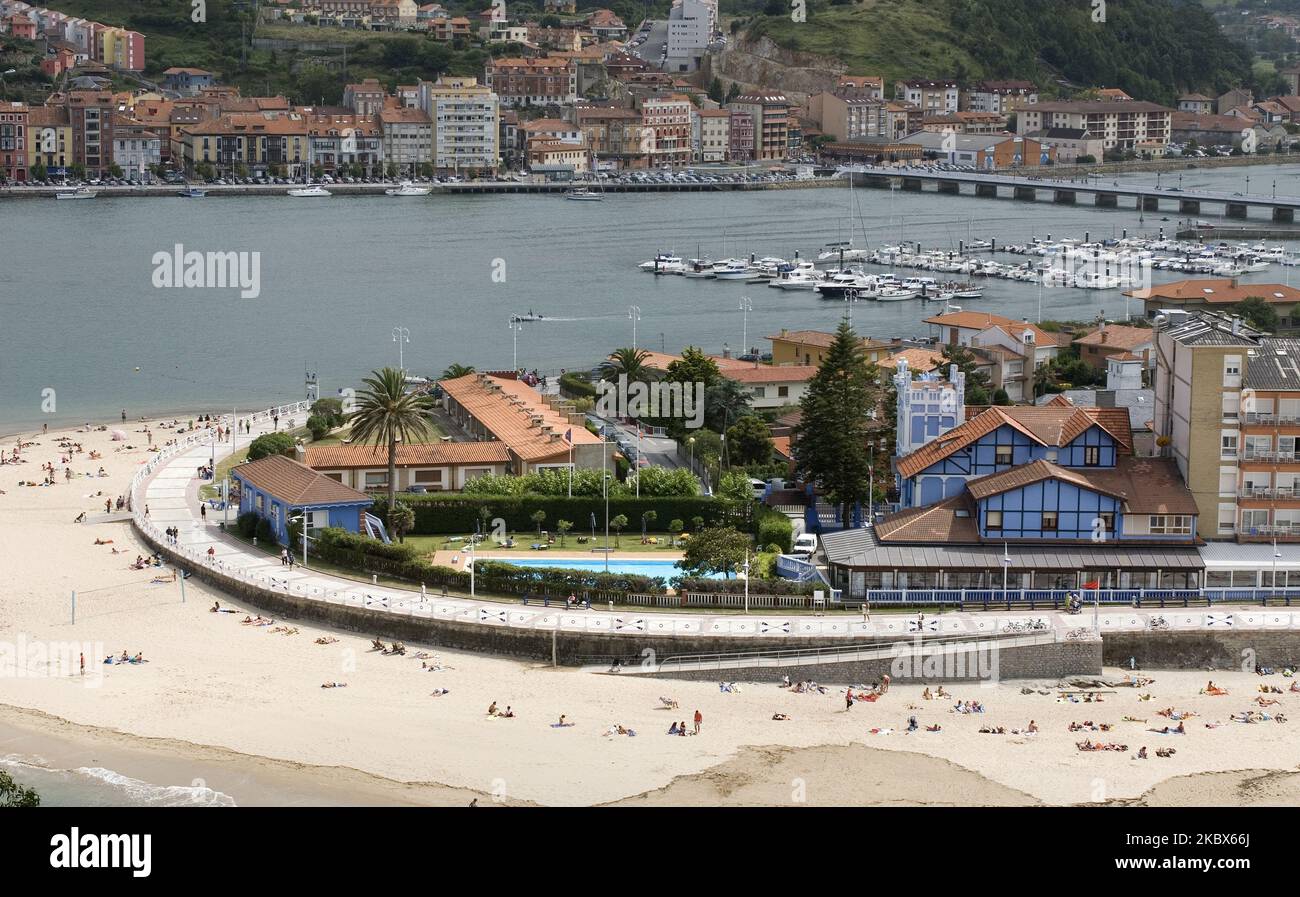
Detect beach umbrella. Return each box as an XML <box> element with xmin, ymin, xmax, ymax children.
<box><xmin>110</xmin><ymin>430</ymin><xmax>127</xmax><ymax>441</ymax></box>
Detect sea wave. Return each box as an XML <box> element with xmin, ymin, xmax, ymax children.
<box><xmin>74</xmin><ymin>767</ymin><xmax>238</xmax><ymax>807</ymax></box>
<box><xmin>2</xmin><ymin>753</ymin><xmax>236</xmax><ymax>806</ymax></box>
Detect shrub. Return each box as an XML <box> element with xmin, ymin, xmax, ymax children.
<box><xmin>559</xmin><ymin>371</ymin><xmax>596</xmax><ymax>399</ymax></box>
<box><xmin>755</xmin><ymin>505</ymin><xmax>793</xmax><ymax>553</ymax></box>
<box><xmin>255</xmin><ymin>516</ymin><xmax>276</xmax><ymax>544</ymax></box>
<box><xmin>246</xmin><ymin>431</ymin><xmax>296</xmax><ymax>461</ymax></box>
<box><xmin>236</xmin><ymin>510</ymin><xmax>259</xmax><ymax>538</ymax></box>
<box><xmin>306</xmin><ymin>414</ymin><xmax>330</xmax><ymax>441</ymax></box>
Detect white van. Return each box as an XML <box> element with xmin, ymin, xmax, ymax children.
<box><xmin>792</xmin><ymin>533</ymin><xmax>818</xmax><ymax>558</ymax></box>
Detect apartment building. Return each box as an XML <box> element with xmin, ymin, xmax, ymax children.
<box><xmin>807</xmin><ymin>90</ymin><xmax>888</xmax><ymax>142</ymax></box>
<box><xmin>893</xmin><ymin>79</ymin><xmax>959</xmax><ymax>114</ymax></box>
<box><xmin>728</xmin><ymin>108</ymin><xmax>754</xmax><ymax>161</ymax></box>
<box><xmin>1016</xmin><ymin>100</ymin><xmax>1173</xmax><ymax>151</ymax></box>
<box><xmin>181</xmin><ymin>112</ymin><xmax>311</xmax><ymax>175</ymax></box>
<box><xmin>26</xmin><ymin>103</ymin><xmax>70</xmax><ymax>173</ymax></box>
<box><xmin>695</xmin><ymin>107</ymin><xmax>730</xmax><ymax>162</ymax></box>
<box><xmin>68</xmin><ymin>90</ymin><xmax>120</xmax><ymax>175</ymax></box>
<box><xmin>305</xmin><ymin>112</ymin><xmax>381</xmax><ymax>174</ymax></box>
<box><xmin>343</xmin><ymin>79</ymin><xmax>387</xmax><ymax>117</ymax></box>
<box><xmin>574</xmin><ymin>104</ymin><xmax>642</xmax><ymax>163</ymax></box>
<box><xmin>963</xmin><ymin>80</ymin><xmax>1038</xmax><ymax>114</ymax></box>
<box><xmin>419</xmin><ymin>76</ymin><xmax>499</xmax><ymax>174</ymax></box>
<box><xmin>111</xmin><ymin>124</ymin><xmax>161</xmax><ymax>178</ymax></box>
<box><xmin>665</xmin><ymin>0</ymin><xmax>716</xmax><ymax>73</ymax></box>
<box><xmin>641</xmin><ymin>94</ymin><xmax>692</xmax><ymax>167</ymax></box>
<box><xmin>1153</xmin><ymin>312</ymin><xmax>1300</xmax><ymax>542</ymax></box>
<box><xmin>728</xmin><ymin>93</ymin><xmax>788</xmax><ymax>161</ymax></box>
<box><xmin>0</xmin><ymin>101</ymin><xmax>26</xmax><ymax>182</ymax></box>
<box><xmin>377</xmin><ymin>104</ymin><xmax>433</xmax><ymax>171</ymax></box>
<box><xmin>484</xmin><ymin>56</ymin><xmax>577</xmax><ymax>107</ymax></box>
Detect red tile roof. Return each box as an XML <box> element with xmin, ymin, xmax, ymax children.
<box><xmin>438</xmin><ymin>374</ymin><xmax>600</xmax><ymax>462</ymax></box>
<box><xmin>304</xmin><ymin>442</ymin><xmax>510</xmax><ymax>469</ymax></box>
<box><xmin>724</xmin><ymin>365</ymin><xmax>817</xmax><ymax>384</ymax></box>
<box><xmin>232</xmin><ymin>454</ymin><xmax>371</xmax><ymax>505</ymax></box>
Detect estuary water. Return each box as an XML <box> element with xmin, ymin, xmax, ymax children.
<box><xmin>3</xmin><ymin>162</ymin><xmax>1300</xmax><ymax>432</ymax></box>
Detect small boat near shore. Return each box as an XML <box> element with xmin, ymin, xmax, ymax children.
<box><xmin>385</xmin><ymin>180</ymin><xmax>430</xmax><ymax>196</ymax></box>
<box><xmin>565</xmin><ymin>185</ymin><xmax>604</xmax><ymax>201</ymax></box>
<box><xmin>177</xmin><ymin>185</ymin><xmax>207</xmax><ymax>198</ymax></box>
<box><xmin>55</xmin><ymin>185</ymin><xmax>96</xmax><ymax>200</ymax></box>
<box><xmin>288</xmin><ymin>183</ymin><xmax>330</xmax><ymax>198</ymax></box>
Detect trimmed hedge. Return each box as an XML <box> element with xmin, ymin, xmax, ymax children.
<box><xmin>755</xmin><ymin>505</ymin><xmax>793</xmax><ymax>553</ymax></box>
<box><xmin>373</xmin><ymin>494</ymin><xmax>741</xmax><ymax>536</ymax></box>
<box><xmin>677</xmin><ymin>576</ymin><xmax>816</xmax><ymax>595</ymax></box>
<box><xmin>559</xmin><ymin>371</ymin><xmax>597</xmax><ymax>399</ymax></box>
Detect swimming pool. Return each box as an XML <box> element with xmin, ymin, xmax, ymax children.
<box><xmin>479</xmin><ymin>557</ymin><xmax>726</xmax><ymax>580</ymax></box>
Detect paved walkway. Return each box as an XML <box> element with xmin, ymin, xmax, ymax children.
<box><xmin>131</xmin><ymin>406</ymin><xmax>1293</xmax><ymax>643</ymax></box>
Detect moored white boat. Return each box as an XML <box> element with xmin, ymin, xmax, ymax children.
<box><xmin>386</xmin><ymin>180</ymin><xmax>431</xmax><ymax>196</ymax></box>
<box><xmin>288</xmin><ymin>184</ymin><xmax>331</xmax><ymax>197</ymax></box>
<box><xmin>55</xmin><ymin>185</ymin><xmax>96</xmax><ymax>200</ymax></box>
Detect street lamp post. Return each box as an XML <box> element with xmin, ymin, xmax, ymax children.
<box><xmin>628</xmin><ymin>305</ymin><xmax>641</xmax><ymax>350</ymax></box>
<box><xmin>508</xmin><ymin>315</ymin><xmax>523</xmax><ymax>372</ymax></box>
<box><xmin>391</xmin><ymin>326</ymin><xmax>410</xmax><ymax>372</ymax></box>
<box><xmin>288</xmin><ymin>514</ymin><xmax>309</xmax><ymax>566</ymax></box>
<box><xmin>743</xmin><ymin>549</ymin><xmax>750</xmax><ymax>615</ymax></box>
<box><xmin>1273</xmin><ymin>538</ymin><xmax>1281</xmax><ymax>599</ymax></box>
<box><xmin>739</xmin><ymin>296</ymin><xmax>752</xmax><ymax>356</ymax></box>
<box><xmin>1002</xmin><ymin>542</ymin><xmax>1011</xmax><ymax>600</ymax></box>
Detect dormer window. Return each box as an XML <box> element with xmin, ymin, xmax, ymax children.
<box><xmin>1084</xmin><ymin>446</ymin><xmax>1100</xmax><ymax>466</ymax></box>
<box><xmin>995</xmin><ymin>445</ymin><xmax>1013</xmax><ymax>465</ymax></box>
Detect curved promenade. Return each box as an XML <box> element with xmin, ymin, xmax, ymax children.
<box><xmin>130</xmin><ymin>403</ymin><xmax>1296</xmax><ymax>656</ymax></box>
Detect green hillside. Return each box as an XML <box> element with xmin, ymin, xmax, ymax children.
<box><xmin>736</xmin><ymin>0</ymin><xmax>1255</xmax><ymax>103</ymax></box>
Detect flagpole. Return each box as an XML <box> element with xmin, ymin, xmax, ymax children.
<box><xmin>568</xmin><ymin>431</ymin><xmax>573</xmax><ymax>498</ymax></box>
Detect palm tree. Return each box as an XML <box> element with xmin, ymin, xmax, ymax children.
<box><xmin>601</xmin><ymin>347</ymin><xmax>653</xmax><ymax>383</ymax></box>
<box><xmin>348</xmin><ymin>367</ymin><xmax>437</xmax><ymax>532</ymax></box>
<box><xmin>441</xmin><ymin>363</ymin><xmax>475</xmax><ymax>381</ymax></box>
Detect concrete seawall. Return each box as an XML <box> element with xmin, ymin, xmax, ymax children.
<box><xmin>1104</xmin><ymin>630</ymin><xmax>1300</xmax><ymax>671</ymax></box>
<box><xmin>649</xmin><ymin>638</ymin><xmax>1102</xmax><ymax>684</ymax></box>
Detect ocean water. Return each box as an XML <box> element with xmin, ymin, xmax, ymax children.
<box><xmin>1</xmin><ymin>754</ymin><xmax>237</xmax><ymax>807</ymax></box>
<box><xmin>3</xmin><ymin>162</ymin><xmax>1299</xmax><ymax>433</ymax></box>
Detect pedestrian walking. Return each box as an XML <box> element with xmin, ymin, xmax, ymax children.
<box><xmin>200</xmin><ymin>504</ymin><xmax>206</xmax><ymax>521</ymax></box>
<box><xmin>846</xmin><ymin>690</ymin><xmax>853</xmax><ymax>711</ymax></box>
<box><xmin>80</xmin><ymin>652</ymin><xmax>84</xmax><ymax>677</ymax></box>
<box><xmin>693</xmin><ymin>709</ymin><xmax>702</xmax><ymax>735</ymax></box>
<box><xmin>280</xmin><ymin>548</ymin><xmax>288</xmax><ymax>566</ymax></box>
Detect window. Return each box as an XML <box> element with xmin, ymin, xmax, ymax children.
<box><xmin>995</xmin><ymin>444</ymin><xmax>1013</xmax><ymax>465</ymax></box>
<box><xmin>363</xmin><ymin>472</ymin><xmax>388</xmax><ymax>489</ymax></box>
<box><xmin>1221</xmin><ymin>434</ymin><xmax>1238</xmax><ymax>459</ymax></box>
<box><xmin>1083</xmin><ymin>446</ymin><xmax>1100</xmax><ymax>466</ymax></box>
<box><xmin>1097</xmin><ymin>512</ymin><xmax>1114</xmax><ymax>534</ymax></box>
<box><xmin>1041</xmin><ymin>511</ymin><xmax>1058</xmax><ymax>531</ymax></box>
<box><xmin>1149</xmin><ymin>515</ymin><xmax>1193</xmax><ymax>535</ymax></box>
<box><xmin>986</xmin><ymin>510</ymin><xmax>1003</xmax><ymax>530</ymax></box>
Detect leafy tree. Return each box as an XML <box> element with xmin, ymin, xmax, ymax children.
<box><xmin>641</xmin><ymin>509</ymin><xmax>657</xmax><ymax>541</ymax></box>
<box><xmin>348</xmin><ymin>367</ymin><xmax>437</xmax><ymax>533</ymax></box>
<box><xmin>108</xmin><ymin>163</ymin><xmax>123</xmax><ymax>178</ymax></box>
<box><xmin>1032</xmin><ymin>363</ymin><xmax>1058</xmax><ymax>399</ymax></box>
<box><xmin>311</xmin><ymin>397</ymin><xmax>346</xmax><ymax>428</ymax></box>
<box><xmin>601</xmin><ymin>347</ymin><xmax>653</xmax><ymax>383</ymax></box>
<box><xmin>441</xmin><ymin>363</ymin><xmax>475</xmax><ymax>380</ymax></box>
<box><xmin>669</xmin><ymin>518</ymin><xmax>685</xmax><ymax>545</ymax></box>
<box><xmin>610</xmin><ymin>513</ymin><xmax>628</xmax><ymax>546</ymax></box>
<box><xmin>726</xmin><ymin>415</ymin><xmax>773</xmax><ymax>465</ymax></box>
<box><xmin>664</xmin><ymin>346</ymin><xmax>721</xmax><ymax>388</ymax></box>
<box><xmin>0</xmin><ymin>770</ymin><xmax>39</xmax><ymax>807</ymax></box>
<box><xmin>793</xmin><ymin>320</ymin><xmax>879</xmax><ymax>526</ymax></box>
<box><xmin>992</xmin><ymin>388</ymin><xmax>1012</xmax><ymax>406</ymax></box>
<box><xmin>556</xmin><ymin>518</ymin><xmax>573</xmax><ymax>546</ymax></box>
<box><xmin>940</xmin><ymin>342</ymin><xmax>992</xmax><ymax>404</ymax></box>
<box><xmin>246</xmin><ymin>431</ymin><xmax>295</xmax><ymax>461</ymax></box>
<box><xmin>306</xmin><ymin>414</ymin><xmax>331</xmax><ymax>441</ymax></box>
<box><xmin>390</xmin><ymin>501</ymin><xmax>416</xmax><ymax>543</ymax></box>
<box><xmin>704</xmin><ymin>377</ymin><xmax>751</xmax><ymax>433</ymax></box>
<box><xmin>691</xmin><ymin>515</ymin><xmax>705</xmax><ymax>532</ymax></box>
<box><xmin>1235</xmin><ymin>296</ymin><xmax>1278</xmax><ymax>333</ymax></box>
<box><xmin>678</xmin><ymin>525</ymin><xmax>749</xmax><ymax>578</ymax></box>
<box><xmin>530</xmin><ymin>509</ymin><xmax>547</xmax><ymax>536</ymax></box>
<box><xmin>708</xmin><ymin>76</ymin><xmax>724</xmax><ymax>103</ymax></box>
<box><xmin>719</xmin><ymin>469</ymin><xmax>755</xmax><ymax>504</ymax></box>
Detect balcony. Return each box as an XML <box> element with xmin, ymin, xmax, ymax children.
<box><xmin>1239</xmin><ymin>486</ymin><xmax>1297</xmax><ymax>500</ymax></box>
<box><xmin>1242</xmin><ymin>449</ymin><xmax>1298</xmax><ymax>463</ymax></box>
<box><xmin>1244</xmin><ymin>413</ymin><xmax>1300</xmax><ymax>427</ymax></box>
<box><xmin>1239</xmin><ymin>523</ymin><xmax>1300</xmax><ymax>541</ymax></box>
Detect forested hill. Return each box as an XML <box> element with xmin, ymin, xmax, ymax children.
<box><xmin>736</xmin><ymin>0</ymin><xmax>1254</xmax><ymax>103</ymax></box>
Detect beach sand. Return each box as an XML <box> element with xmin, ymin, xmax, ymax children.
<box><xmin>3</xmin><ymin>420</ymin><xmax>1300</xmax><ymax>806</ymax></box>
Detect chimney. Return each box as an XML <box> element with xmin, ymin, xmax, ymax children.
<box><xmin>1232</xmin><ymin>315</ymin><xmax>1241</xmax><ymax>335</ymax></box>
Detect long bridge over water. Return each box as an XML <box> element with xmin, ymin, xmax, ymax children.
<box><xmin>847</xmin><ymin>167</ymin><xmax>1300</xmax><ymax>223</ymax></box>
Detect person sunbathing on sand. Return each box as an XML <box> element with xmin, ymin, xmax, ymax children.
<box><xmin>321</xmin><ymin>682</ymin><xmax>347</xmax><ymax>688</ymax></box>
<box><xmin>771</xmin><ymin>713</ymin><xmax>790</xmax><ymax>721</ymax></box>
<box><xmin>488</xmin><ymin>702</ymin><xmax>499</xmax><ymax>717</ymax></box>
<box><xmin>922</xmin><ymin>687</ymin><xmax>933</xmax><ymax>700</ymax></box>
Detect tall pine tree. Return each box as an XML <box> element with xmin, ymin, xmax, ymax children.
<box><xmin>793</xmin><ymin>319</ymin><xmax>879</xmax><ymax>526</ymax></box>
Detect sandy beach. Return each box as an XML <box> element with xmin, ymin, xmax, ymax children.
<box><xmin>3</xmin><ymin>418</ymin><xmax>1300</xmax><ymax>807</ymax></box>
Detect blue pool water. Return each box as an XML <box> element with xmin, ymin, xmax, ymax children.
<box><xmin>481</xmin><ymin>557</ymin><xmax>726</xmax><ymax>579</ymax></box>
